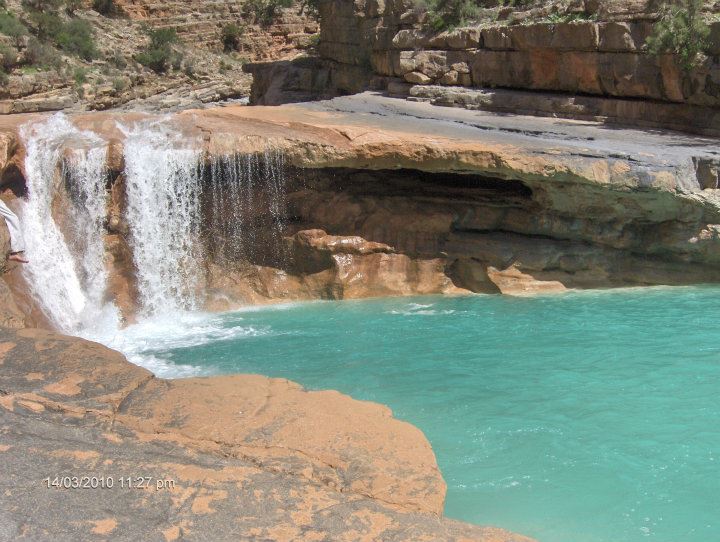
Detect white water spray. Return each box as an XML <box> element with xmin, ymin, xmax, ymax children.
<box><xmin>17</xmin><ymin>115</ymin><xmax>290</xmax><ymax>378</ymax></box>
<box><xmin>119</xmin><ymin>118</ymin><xmax>203</xmax><ymax>316</ymax></box>
<box><xmin>19</xmin><ymin>114</ymin><xmax>119</xmax><ymax>334</ymax></box>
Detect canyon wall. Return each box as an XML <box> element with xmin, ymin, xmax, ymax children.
<box><xmin>0</xmin><ymin>0</ymin><xmax>317</xmax><ymax>115</ymax></box>
<box><xmin>246</xmin><ymin>0</ymin><xmax>720</xmax><ymax>134</ymax></box>
<box><xmin>116</xmin><ymin>0</ymin><xmax>318</xmax><ymax>60</ymax></box>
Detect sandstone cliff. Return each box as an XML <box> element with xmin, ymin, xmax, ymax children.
<box><xmin>246</xmin><ymin>0</ymin><xmax>720</xmax><ymax>135</ymax></box>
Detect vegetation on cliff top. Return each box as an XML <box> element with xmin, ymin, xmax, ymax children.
<box><xmin>245</xmin><ymin>0</ymin><xmax>293</xmax><ymax>25</ymax></box>
<box><xmin>647</xmin><ymin>0</ymin><xmax>711</xmax><ymax>70</ymax></box>
<box><xmin>135</xmin><ymin>27</ymin><xmax>181</xmax><ymax>73</ymax></box>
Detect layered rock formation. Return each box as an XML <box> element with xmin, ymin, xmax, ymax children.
<box><xmin>0</xmin><ymin>327</ymin><xmax>533</xmax><ymax>541</ymax></box>
<box><xmin>116</xmin><ymin>0</ymin><xmax>318</xmax><ymax>60</ymax></box>
<box><xmin>1</xmin><ymin>94</ymin><xmax>720</xmax><ymax>326</ymax></box>
<box><xmin>246</xmin><ymin>0</ymin><xmax>720</xmax><ymax>134</ymax></box>
<box><xmin>0</xmin><ymin>0</ymin><xmax>317</xmax><ymax>114</ymax></box>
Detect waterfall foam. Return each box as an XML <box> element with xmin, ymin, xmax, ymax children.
<box><xmin>118</xmin><ymin>118</ymin><xmax>204</xmax><ymax>316</ymax></box>
<box><xmin>19</xmin><ymin>114</ymin><xmax>119</xmax><ymax>335</ymax></box>
<box><xmin>16</xmin><ymin>115</ymin><xmax>289</xmax><ymax>378</ymax></box>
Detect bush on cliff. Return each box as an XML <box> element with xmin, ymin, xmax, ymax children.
<box><xmin>54</xmin><ymin>19</ymin><xmax>97</xmax><ymax>60</ymax></box>
<box><xmin>245</xmin><ymin>0</ymin><xmax>293</xmax><ymax>25</ymax></box>
<box><xmin>0</xmin><ymin>42</ymin><xmax>15</xmax><ymax>71</ymax></box>
<box><xmin>0</xmin><ymin>11</ymin><xmax>28</xmax><ymax>45</ymax></box>
<box><xmin>92</xmin><ymin>0</ymin><xmax>119</xmax><ymax>16</ymax></box>
<box><xmin>416</xmin><ymin>0</ymin><xmax>482</xmax><ymax>31</ymax></box>
<box><xmin>24</xmin><ymin>36</ymin><xmax>61</xmax><ymax>69</ymax></box>
<box><xmin>647</xmin><ymin>0</ymin><xmax>710</xmax><ymax>71</ymax></box>
<box><xmin>135</xmin><ymin>27</ymin><xmax>181</xmax><ymax>73</ymax></box>
<box><xmin>299</xmin><ymin>0</ymin><xmax>321</xmax><ymax>19</ymax></box>
<box><xmin>22</xmin><ymin>0</ymin><xmax>63</xmax><ymax>10</ymax></box>
<box><xmin>221</xmin><ymin>23</ymin><xmax>243</xmax><ymax>52</ymax></box>
<box><xmin>65</xmin><ymin>0</ymin><xmax>83</xmax><ymax>15</ymax></box>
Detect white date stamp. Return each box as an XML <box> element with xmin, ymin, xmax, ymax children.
<box><xmin>43</xmin><ymin>475</ymin><xmax>176</xmax><ymax>490</ymax></box>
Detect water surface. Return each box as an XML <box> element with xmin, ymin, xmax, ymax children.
<box><xmin>115</xmin><ymin>287</ymin><xmax>720</xmax><ymax>542</ymax></box>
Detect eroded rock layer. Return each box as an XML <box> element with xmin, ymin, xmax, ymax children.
<box><xmin>1</xmin><ymin>94</ymin><xmax>719</xmax><ymax>325</ymax></box>
<box><xmin>245</xmin><ymin>0</ymin><xmax>720</xmax><ymax>135</ymax></box>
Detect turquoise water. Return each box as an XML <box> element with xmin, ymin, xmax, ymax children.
<box><xmin>130</xmin><ymin>287</ymin><xmax>720</xmax><ymax>542</ymax></box>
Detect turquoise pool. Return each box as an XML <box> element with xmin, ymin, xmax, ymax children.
<box><xmin>119</xmin><ymin>287</ymin><xmax>720</xmax><ymax>542</ymax></box>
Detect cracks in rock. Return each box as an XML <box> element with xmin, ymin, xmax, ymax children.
<box><xmin>111</xmin><ymin>373</ymin><xmax>156</xmax><ymax>424</ymax></box>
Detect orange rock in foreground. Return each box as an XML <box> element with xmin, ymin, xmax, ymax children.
<box><xmin>0</xmin><ymin>327</ymin><xmax>535</xmax><ymax>541</ymax></box>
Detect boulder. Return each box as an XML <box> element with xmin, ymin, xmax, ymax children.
<box><xmin>445</xmin><ymin>26</ymin><xmax>482</xmax><ymax>50</ymax></box>
<box><xmin>487</xmin><ymin>265</ymin><xmax>568</xmax><ymax>295</ymax></box>
<box><xmin>405</xmin><ymin>71</ymin><xmax>433</xmax><ymax>84</ymax></box>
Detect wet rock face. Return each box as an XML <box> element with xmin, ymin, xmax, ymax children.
<box><xmin>284</xmin><ymin>166</ymin><xmax>717</xmax><ymax>292</ymax></box>
<box><xmin>0</xmin><ymin>327</ymin><xmax>535</xmax><ymax>541</ymax></box>
<box><xmin>203</xmin><ymin>228</ymin><xmax>465</xmax><ymax>311</ymax></box>
<box><xmin>3</xmin><ymin>95</ymin><xmax>720</xmax><ymax>323</ymax></box>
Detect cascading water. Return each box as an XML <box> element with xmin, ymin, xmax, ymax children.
<box><xmin>17</xmin><ymin>114</ymin><xmax>289</xmax><ymax>377</ymax></box>
<box><xmin>18</xmin><ymin>114</ymin><xmax>119</xmax><ymax>335</ymax></box>
<box><xmin>205</xmin><ymin>149</ymin><xmax>288</xmax><ymax>265</ymax></box>
<box><xmin>118</xmin><ymin>118</ymin><xmax>204</xmax><ymax>316</ymax></box>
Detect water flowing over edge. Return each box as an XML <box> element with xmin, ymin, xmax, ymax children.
<box><xmin>15</xmin><ymin>113</ymin><xmax>289</xmax><ymax>377</ymax></box>
<box><xmin>19</xmin><ymin>114</ymin><xmax>120</xmax><ymax>336</ymax></box>
<box><xmin>118</xmin><ymin>117</ymin><xmax>204</xmax><ymax>316</ymax></box>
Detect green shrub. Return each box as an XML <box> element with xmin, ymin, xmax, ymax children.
<box><xmin>29</xmin><ymin>11</ymin><xmax>63</xmax><ymax>40</ymax></box>
<box><xmin>73</xmin><ymin>66</ymin><xmax>87</xmax><ymax>85</ymax></box>
<box><xmin>0</xmin><ymin>43</ymin><xmax>15</xmax><ymax>71</ymax></box>
<box><xmin>24</xmin><ymin>37</ymin><xmax>61</xmax><ymax>69</ymax></box>
<box><xmin>55</xmin><ymin>19</ymin><xmax>97</xmax><ymax>60</ymax></box>
<box><xmin>299</xmin><ymin>0</ymin><xmax>321</xmax><ymax>19</ymax></box>
<box><xmin>245</xmin><ymin>0</ymin><xmax>293</xmax><ymax>25</ymax></box>
<box><xmin>92</xmin><ymin>0</ymin><xmax>117</xmax><ymax>16</ymax></box>
<box><xmin>112</xmin><ymin>76</ymin><xmax>127</xmax><ymax>91</ymax></box>
<box><xmin>135</xmin><ymin>27</ymin><xmax>179</xmax><ymax>73</ymax></box>
<box><xmin>22</xmin><ymin>0</ymin><xmax>63</xmax><ymax>10</ymax></box>
<box><xmin>647</xmin><ymin>0</ymin><xmax>710</xmax><ymax>71</ymax></box>
<box><xmin>221</xmin><ymin>22</ymin><xmax>243</xmax><ymax>52</ymax></box>
<box><xmin>65</xmin><ymin>0</ymin><xmax>83</xmax><ymax>14</ymax></box>
<box><xmin>0</xmin><ymin>12</ymin><xmax>29</xmax><ymax>44</ymax></box>
<box><xmin>110</xmin><ymin>49</ymin><xmax>126</xmax><ymax>68</ymax></box>
<box><xmin>421</xmin><ymin>0</ymin><xmax>482</xmax><ymax>31</ymax></box>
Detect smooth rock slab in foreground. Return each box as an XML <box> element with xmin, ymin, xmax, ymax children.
<box><xmin>0</xmin><ymin>328</ymin><xmax>533</xmax><ymax>541</ymax></box>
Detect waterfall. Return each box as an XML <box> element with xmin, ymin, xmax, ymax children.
<box><xmin>205</xmin><ymin>149</ymin><xmax>288</xmax><ymax>266</ymax></box>
<box><xmin>15</xmin><ymin>114</ymin><xmax>290</xmax><ymax>376</ymax></box>
<box><xmin>18</xmin><ymin>114</ymin><xmax>119</xmax><ymax>335</ymax></box>
<box><xmin>119</xmin><ymin>118</ymin><xmax>203</xmax><ymax>316</ymax></box>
